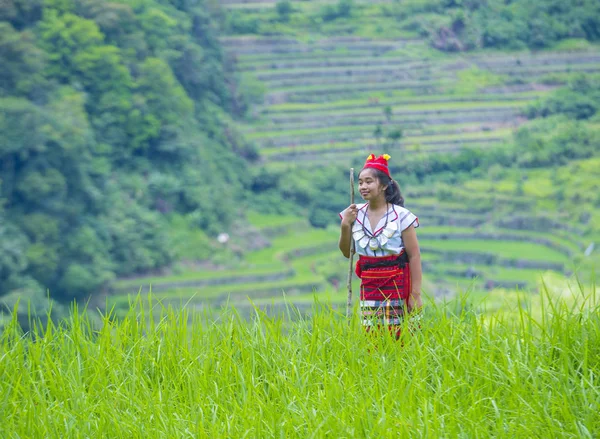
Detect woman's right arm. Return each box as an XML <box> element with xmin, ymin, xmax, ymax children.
<box><xmin>339</xmin><ymin>223</ymin><xmax>352</xmax><ymax>258</ymax></box>
<box><xmin>338</xmin><ymin>204</ymin><xmax>358</xmax><ymax>258</ymax></box>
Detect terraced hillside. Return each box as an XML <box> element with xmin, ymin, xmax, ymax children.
<box><xmin>109</xmin><ymin>215</ymin><xmax>349</xmax><ymax>317</ymax></box>
<box><xmin>226</xmin><ymin>33</ymin><xmax>600</xmax><ymax>165</ymax></box>
<box><xmin>108</xmin><ymin>1</ymin><xmax>600</xmax><ymax>316</ymax></box>
<box><xmin>109</xmin><ymin>155</ymin><xmax>599</xmax><ymax>317</ymax></box>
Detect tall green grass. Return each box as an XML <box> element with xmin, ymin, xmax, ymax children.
<box><xmin>1</xmin><ymin>283</ymin><xmax>598</xmax><ymax>438</ymax></box>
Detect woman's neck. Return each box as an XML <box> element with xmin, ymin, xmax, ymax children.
<box><xmin>368</xmin><ymin>196</ymin><xmax>387</xmax><ymax>211</ymax></box>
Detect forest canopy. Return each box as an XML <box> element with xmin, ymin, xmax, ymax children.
<box><xmin>419</xmin><ymin>0</ymin><xmax>600</xmax><ymax>51</ymax></box>
<box><xmin>224</xmin><ymin>0</ymin><xmax>600</xmax><ymax>52</ymax></box>
<box><xmin>0</xmin><ymin>0</ymin><xmax>256</xmax><ymax>305</ymax></box>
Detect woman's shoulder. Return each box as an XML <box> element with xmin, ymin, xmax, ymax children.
<box><xmin>390</xmin><ymin>204</ymin><xmax>419</xmax><ymax>229</ymax></box>
<box><xmin>390</xmin><ymin>204</ymin><xmax>413</xmax><ymax>216</ymax></box>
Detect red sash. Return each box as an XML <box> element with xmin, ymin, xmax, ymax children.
<box><xmin>356</xmin><ymin>253</ymin><xmax>411</xmax><ymax>301</ymax></box>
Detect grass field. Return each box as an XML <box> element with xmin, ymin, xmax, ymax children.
<box><xmin>1</xmin><ymin>284</ymin><xmax>598</xmax><ymax>437</ymax></box>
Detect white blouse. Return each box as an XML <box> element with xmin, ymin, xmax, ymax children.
<box><xmin>339</xmin><ymin>203</ymin><xmax>419</xmax><ymax>257</ymax></box>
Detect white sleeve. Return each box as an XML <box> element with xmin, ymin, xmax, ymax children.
<box><xmin>398</xmin><ymin>208</ymin><xmax>419</xmax><ymax>231</ymax></box>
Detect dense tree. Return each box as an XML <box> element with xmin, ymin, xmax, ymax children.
<box><xmin>0</xmin><ymin>23</ymin><xmax>47</xmax><ymax>100</ymax></box>
<box><xmin>0</xmin><ymin>0</ymin><xmax>257</xmax><ymax>308</ymax></box>
<box><xmin>526</xmin><ymin>75</ymin><xmax>600</xmax><ymax>121</ymax></box>
<box><xmin>0</xmin><ymin>0</ymin><xmax>43</xmax><ymax>30</ymax></box>
<box><xmin>392</xmin><ymin>0</ymin><xmax>600</xmax><ymax>51</ymax></box>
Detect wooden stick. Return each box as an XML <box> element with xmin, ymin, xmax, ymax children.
<box><xmin>346</xmin><ymin>168</ymin><xmax>355</xmax><ymax>319</ymax></box>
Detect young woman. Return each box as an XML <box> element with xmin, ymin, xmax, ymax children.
<box><xmin>339</xmin><ymin>154</ymin><xmax>422</xmax><ymax>334</ymax></box>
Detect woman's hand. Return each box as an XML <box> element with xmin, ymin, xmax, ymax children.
<box><xmin>402</xmin><ymin>225</ymin><xmax>423</xmax><ymax>314</ymax></box>
<box><xmin>339</xmin><ymin>204</ymin><xmax>358</xmax><ymax>258</ymax></box>
<box><xmin>407</xmin><ymin>292</ymin><xmax>422</xmax><ymax>314</ymax></box>
<box><xmin>341</xmin><ymin>204</ymin><xmax>358</xmax><ymax>227</ymax></box>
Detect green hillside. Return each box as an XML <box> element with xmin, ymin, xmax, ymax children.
<box><xmin>0</xmin><ymin>0</ymin><xmax>262</xmax><ymax>320</ymax></box>
<box><xmin>101</xmin><ymin>0</ymin><xmax>600</xmax><ymax>314</ymax></box>
<box><xmin>2</xmin><ymin>0</ymin><xmax>600</xmax><ymax>322</ymax></box>
<box><xmin>107</xmin><ymin>151</ymin><xmax>599</xmax><ymax>316</ymax></box>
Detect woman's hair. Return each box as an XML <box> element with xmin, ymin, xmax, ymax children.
<box><xmin>373</xmin><ymin>169</ymin><xmax>404</xmax><ymax>206</ymax></box>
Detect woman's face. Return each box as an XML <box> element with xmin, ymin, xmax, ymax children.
<box><xmin>358</xmin><ymin>169</ymin><xmax>386</xmax><ymax>201</ymax></box>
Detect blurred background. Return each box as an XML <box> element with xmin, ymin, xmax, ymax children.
<box><xmin>1</xmin><ymin>0</ymin><xmax>599</xmax><ymax>327</ymax></box>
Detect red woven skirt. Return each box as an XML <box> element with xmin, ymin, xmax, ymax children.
<box><xmin>355</xmin><ymin>253</ymin><xmax>411</xmax><ymax>333</ymax></box>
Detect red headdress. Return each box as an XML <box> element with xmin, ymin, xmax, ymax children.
<box><xmin>362</xmin><ymin>153</ymin><xmax>392</xmax><ymax>178</ymax></box>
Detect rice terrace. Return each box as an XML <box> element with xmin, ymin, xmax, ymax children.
<box><xmin>0</xmin><ymin>0</ymin><xmax>599</xmax><ymax>437</ymax></box>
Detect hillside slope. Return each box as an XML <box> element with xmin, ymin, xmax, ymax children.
<box><xmin>103</xmin><ymin>0</ymin><xmax>600</xmax><ymax>312</ymax></box>
<box><xmin>0</xmin><ymin>0</ymin><xmax>261</xmax><ymax>314</ymax></box>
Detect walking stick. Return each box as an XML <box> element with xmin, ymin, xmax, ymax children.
<box><xmin>346</xmin><ymin>168</ymin><xmax>355</xmax><ymax>319</ymax></box>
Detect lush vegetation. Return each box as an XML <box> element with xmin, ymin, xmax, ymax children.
<box><xmin>223</xmin><ymin>0</ymin><xmax>600</xmax><ymax>51</ymax></box>
<box><xmin>208</xmin><ymin>17</ymin><xmax>599</xmax><ymax>306</ymax></box>
<box><xmin>252</xmin><ymin>81</ymin><xmax>600</xmax><ymax>231</ymax></box>
<box><xmin>220</xmin><ymin>0</ymin><xmax>600</xmax><ymax>295</ymax></box>
<box><xmin>2</xmin><ymin>0</ymin><xmax>600</xmax><ymax>323</ymax></box>
<box><xmin>403</xmin><ymin>0</ymin><xmax>600</xmax><ymax>52</ymax></box>
<box><xmin>2</xmin><ymin>3</ymin><xmax>600</xmax><ymax>432</ymax></box>
<box><xmin>0</xmin><ymin>0</ymin><xmax>262</xmax><ymax>310</ymax></box>
<box><xmin>1</xmin><ymin>286</ymin><xmax>598</xmax><ymax>437</ymax></box>
<box><xmin>526</xmin><ymin>74</ymin><xmax>600</xmax><ymax>120</ymax></box>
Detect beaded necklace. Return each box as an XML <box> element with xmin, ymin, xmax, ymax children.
<box><xmin>362</xmin><ymin>203</ymin><xmax>389</xmax><ymax>255</ymax></box>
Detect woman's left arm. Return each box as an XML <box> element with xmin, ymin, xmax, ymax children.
<box><xmin>401</xmin><ymin>224</ymin><xmax>422</xmax><ymax>312</ymax></box>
